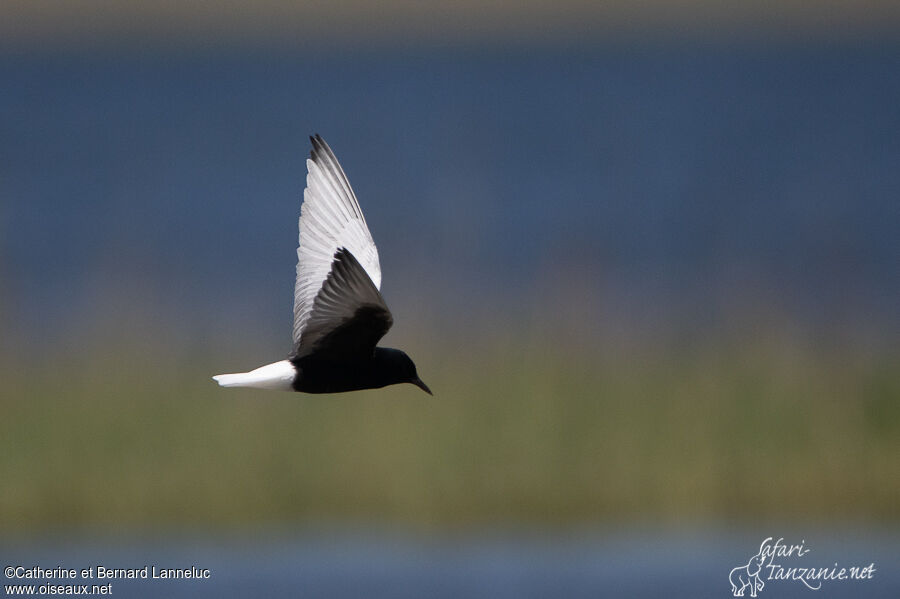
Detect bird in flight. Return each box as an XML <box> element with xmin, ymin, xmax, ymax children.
<box><xmin>213</xmin><ymin>134</ymin><xmax>431</xmax><ymax>395</ymax></box>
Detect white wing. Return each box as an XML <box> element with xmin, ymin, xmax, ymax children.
<box><xmin>292</xmin><ymin>134</ymin><xmax>382</xmax><ymax>348</ymax></box>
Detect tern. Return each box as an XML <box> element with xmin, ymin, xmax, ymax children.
<box><xmin>213</xmin><ymin>135</ymin><xmax>431</xmax><ymax>395</ymax></box>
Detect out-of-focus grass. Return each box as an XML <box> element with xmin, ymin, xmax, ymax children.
<box><xmin>1</xmin><ymin>330</ymin><xmax>897</xmax><ymax>532</ymax></box>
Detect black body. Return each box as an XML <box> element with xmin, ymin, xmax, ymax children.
<box><xmin>291</xmin><ymin>347</ymin><xmax>427</xmax><ymax>394</ymax></box>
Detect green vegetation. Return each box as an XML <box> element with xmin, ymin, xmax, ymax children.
<box><xmin>1</xmin><ymin>331</ymin><xmax>897</xmax><ymax>532</ymax></box>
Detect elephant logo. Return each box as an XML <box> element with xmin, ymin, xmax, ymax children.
<box><xmin>729</xmin><ymin>550</ymin><xmax>766</xmax><ymax>597</ymax></box>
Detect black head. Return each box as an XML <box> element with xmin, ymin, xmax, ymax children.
<box><xmin>375</xmin><ymin>348</ymin><xmax>432</xmax><ymax>395</ymax></box>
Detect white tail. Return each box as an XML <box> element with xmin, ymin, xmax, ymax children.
<box><xmin>212</xmin><ymin>360</ymin><xmax>296</xmax><ymax>391</ymax></box>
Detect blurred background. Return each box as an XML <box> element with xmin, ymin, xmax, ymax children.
<box><xmin>1</xmin><ymin>1</ymin><xmax>898</xmax><ymax>597</ymax></box>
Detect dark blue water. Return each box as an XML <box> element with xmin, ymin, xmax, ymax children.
<box><xmin>2</xmin><ymin>529</ymin><xmax>898</xmax><ymax>598</ymax></box>
<box><xmin>1</xmin><ymin>43</ymin><xmax>899</xmax><ymax>346</ymax></box>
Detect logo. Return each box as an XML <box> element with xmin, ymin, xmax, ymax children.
<box><xmin>729</xmin><ymin>551</ymin><xmax>766</xmax><ymax>597</ymax></box>
<box><xmin>728</xmin><ymin>537</ymin><xmax>876</xmax><ymax>596</ymax></box>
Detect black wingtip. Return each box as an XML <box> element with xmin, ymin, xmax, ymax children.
<box><xmin>310</xmin><ymin>134</ymin><xmax>327</xmax><ymax>159</ymax></box>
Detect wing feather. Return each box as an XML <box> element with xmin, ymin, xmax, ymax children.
<box><xmin>292</xmin><ymin>135</ymin><xmax>382</xmax><ymax>347</ymax></box>
<box><xmin>292</xmin><ymin>248</ymin><xmax>392</xmax><ymax>359</ymax></box>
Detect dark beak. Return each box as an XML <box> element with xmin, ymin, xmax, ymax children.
<box><xmin>411</xmin><ymin>377</ymin><xmax>432</xmax><ymax>395</ymax></box>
